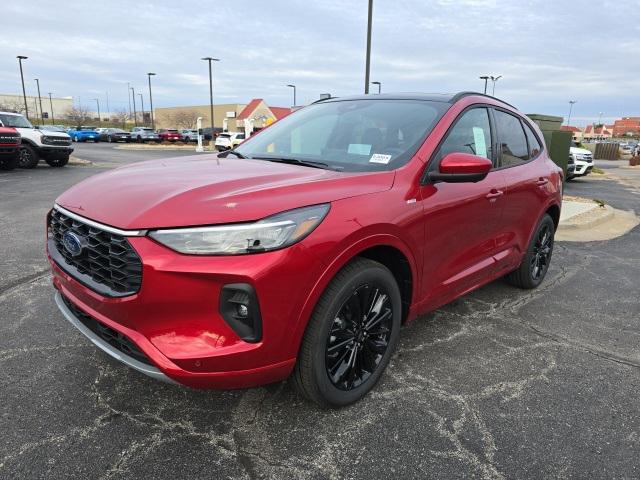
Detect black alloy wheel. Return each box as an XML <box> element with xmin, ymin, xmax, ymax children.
<box><xmin>531</xmin><ymin>222</ymin><xmax>552</xmax><ymax>281</ymax></box>
<box><xmin>294</xmin><ymin>258</ymin><xmax>401</xmax><ymax>407</ymax></box>
<box><xmin>507</xmin><ymin>213</ymin><xmax>555</xmax><ymax>289</ymax></box>
<box><xmin>326</xmin><ymin>284</ymin><xmax>394</xmax><ymax>391</ymax></box>
<box><xmin>18</xmin><ymin>144</ymin><xmax>40</xmax><ymax>168</ymax></box>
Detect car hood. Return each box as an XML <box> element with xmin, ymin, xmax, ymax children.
<box><xmin>570</xmin><ymin>147</ymin><xmax>592</xmax><ymax>155</ymax></box>
<box><xmin>56</xmin><ymin>155</ymin><xmax>395</xmax><ymax>229</ymax></box>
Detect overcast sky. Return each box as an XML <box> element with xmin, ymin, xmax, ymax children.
<box><xmin>1</xmin><ymin>0</ymin><xmax>638</xmax><ymax>126</ymax></box>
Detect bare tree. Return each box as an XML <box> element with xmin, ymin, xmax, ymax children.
<box><xmin>64</xmin><ymin>106</ymin><xmax>92</xmax><ymax>125</ymax></box>
<box><xmin>110</xmin><ymin>109</ymin><xmax>129</xmax><ymax>128</ymax></box>
<box><xmin>166</xmin><ymin>111</ymin><xmax>197</xmax><ymax>129</ymax></box>
<box><xmin>0</xmin><ymin>98</ymin><xmax>27</xmax><ymax>115</ymax></box>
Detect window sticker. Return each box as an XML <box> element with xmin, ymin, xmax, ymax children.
<box><xmin>369</xmin><ymin>153</ymin><xmax>392</xmax><ymax>164</ymax></box>
<box><xmin>348</xmin><ymin>143</ymin><xmax>372</xmax><ymax>155</ymax></box>
<box><xmin>472</xmin><ymin>127</ymin><xmax>488</xmax><ymax>158</ymax></box>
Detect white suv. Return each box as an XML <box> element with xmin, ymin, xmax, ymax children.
<box><xmin>569</xmin><ymin>145</ymin><xmax>594</xmax><ymax>177</ymax></box>
<box><xmin>0</xmin><ymin>111</ymin><xmax>73</xmax><ymax>168</ymax></box>
<box><xmin>215</xmin><ymin>132</ymin><xmax>246</xmax><ymax>151</ymax></box>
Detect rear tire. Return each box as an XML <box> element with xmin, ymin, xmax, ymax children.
<box><xmin>45</xmin><ymin>155</ymin><xmax>69</xmax><ymax>167</ymax></box>
<box><xmin>293</xmin><ymin>258</ymin><xmax>401</xmax><ymax>408</ymax></box>
<box><xmin>507</xmin><ymin>213</ymin><xmax>555</xmax><ymax>289</ymax></box>
<box><xmin>0</xmin><ymin>153</ymin><xmax>19</xmax><ymax>171</ymax></box>
<box><xmin>18</xmin><ymin>144</ymin><xmax>40</xmax><ymax>168</ymax></box>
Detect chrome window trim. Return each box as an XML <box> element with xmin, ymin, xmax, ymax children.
<box><xmin>53</xmin><ymin>204</ymin><xmax>148</xmax><ymax>237</ymax></box>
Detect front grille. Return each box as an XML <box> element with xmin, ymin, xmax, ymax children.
<box><xmin>0</xmin><ymin>134</ymin><xmax>20</xmax><ymax>145</ymax></box>
<box><xmin>49</xmin><ymin>208</ymin><xmax>143</xmax><ymax>297</ymax></box>
<box><xmin>61</xmin><ymin>295</ymin><xmax>152</xmax><ymax>366</ymax></box>
<box><xmin>43</xmin><ymin>136</ymin><xmax>72</xmax><ymax>146</ymax></box>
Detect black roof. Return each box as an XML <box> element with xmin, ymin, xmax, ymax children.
<box><xmin>314</xmin><ymin>91</ymin><xmax>516</xmax><ymax>109</ymax></box>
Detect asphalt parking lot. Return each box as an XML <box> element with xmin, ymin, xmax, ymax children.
<box><xmin>1</xmin><ymin>144</ymin><xmax>638</xmax><ymax>479</ymax></box>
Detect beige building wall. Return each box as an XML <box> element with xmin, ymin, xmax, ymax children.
<box><xmin>0</xmin><ymin>93</ymin><xmax>72</xmax><ymax>121</ymax></box>
<box><xmin>154</xmin><ymin>104</ymin><xmax>246</xmax><ymax>130</ymax></box>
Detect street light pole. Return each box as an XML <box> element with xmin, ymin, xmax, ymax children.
<box><xmin>93</xmin><ymin>98</ymin><xmax>101</xmax><ymax>123</ymax></box>
<box><xmin>127</xmin><ymin>82</ymin><xmax>132</xmax><ymax>121</ymax></box>
<box><xmin>479</xmin><ymin>75</ymin><xmax>489</xmax><ymax>94</ymax></box>
<box><xmin>17</xmin><ymin>56</ymin><xmax>29</xmax><ymax>118</ymax></box>
<box><xmin>130</xmin><ymin>86</ymin><xmax>137</xmax><ymax>126</ymax></box>
<box><xmin>286</xmin><ymin>84</ymin><xmax>297</xmax><ymax>106</ymax></box>
<box><xmin>138</xmin><ymin>93</ymin><xmax>145</xmax><ymax>126</ymax></box>
<box><xmin>364</xmin><ymin>0</ymin><xmax>373</xmax><ymax>94</ymax></box>
<box><xmin>147</xmin><ymin>73</ymin><xmax>156</xmax><ymax>130</ymax></box>
<box><xmin>202</xmin><ymin>57</ymin><xmax>220</xmax><ymax>138</ymax></box>
<box><xmin>490</xmin><ymin>75</ymin><xmax>502</xmax><ymax>96</ymax></box>
<box><xmin>567</xmin><ymin>100</ymin><xmax>577</xmax><ymax>126</ymax></box>
<box><xmin>48</xmin><ymin>92</ymin><xmax>55</xmax><ymax>124</ymax></box>
<box><xmin>371</xmin><ymin>81</ymin><xmax>381</xmax><ymax>94</ymax></box>
<box><xmin>106</xmin><ymin>91</ymin><xmax>110</xmax><ymax>121</ymax></box>
<box><xmin>34</xmin><ymin>78</ymin><xmax>44</xmax><ymax>125</ymax></box>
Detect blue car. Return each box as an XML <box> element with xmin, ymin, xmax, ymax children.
<box><xmin>67</xmin><ymin>126</ymin><xmax>100</xmax><ymax>142</ymax></box>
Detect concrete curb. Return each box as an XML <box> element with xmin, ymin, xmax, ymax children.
<box><xmin>114</xmin><ymin>144</ymin><xmax>206</xmax><ymax>152</ymax></box>
<box><xmin>557</xmin><ymin>207</ymin><xmax>639</xmax><ymax>242</ymax></box>
<box><xmin>558</xmin><ymin>205</ymin><xmax>614</xmax><ymax>231</ymax></box>
<box><xmin>68</xmin><ymin>156</ymin><xmax>92</xmax><ymax>166</ymax></box>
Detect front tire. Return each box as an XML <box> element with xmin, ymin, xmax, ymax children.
<box><xmin>293</xmin><ymin>258</ymin><xmax>401</xmax><ymax>408</ymax></box>
<box><xmin>18</xmin><ymin>144</ymin><xmax>40</xmax><ymax>168</ymax></box>
<box><xmin>507</xmin><ymin>213</ymin><xmax>555</xmax><ymax>289</ymax></box>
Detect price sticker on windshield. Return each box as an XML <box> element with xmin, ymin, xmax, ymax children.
<box><xmin>369</xmin><ymin>154</ymin><xmax>392</xmax><ymax>164</ymax></box>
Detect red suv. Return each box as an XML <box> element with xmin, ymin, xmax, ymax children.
<box><xmin>158</xmin><ymin>129</ymin><xmax>182</xmax><ymax>142</ymax></box>
<box><xmin>48</xmin><ymin>93</ymin><xmax>562</xmax><ymax>407</ymax></box>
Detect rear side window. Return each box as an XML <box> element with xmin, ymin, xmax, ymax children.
<box><xmin>438</xmin><ymin>108</ymin><xmax>493</xmax><ymax>162</ymax></box>
<box><xmin>523</xmin><ymin>122</ymin><xmax>542</xmax><ymax>158</ymax></box>
<box><xmin>494</xmin><ymin>110</ymin><xmax>529</xmax><ymax>167</ymax></box>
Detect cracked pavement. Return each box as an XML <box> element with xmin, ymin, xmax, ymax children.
<box><xmin>1</xmin><ymin>146</ymin><xmax>638</xmax><ymax>479</ymax></box>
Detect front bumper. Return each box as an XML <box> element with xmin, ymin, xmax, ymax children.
<box><xmin>48</xmin><ymin>229</ymin><xmax>321</xmax><ymax>389</ymax></box>
<box><xmin>574</xmin><ymin>160</ymin><xmax>593</xmax><ymax>175</ymax></box>
<box><xmin>36</xmin><ymin>146</ymin><xmax>74</xmax><ymax>158</ymax></box>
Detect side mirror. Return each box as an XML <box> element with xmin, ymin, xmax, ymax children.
<box><xmin>428</xmin><ymin>152</ymin><xmax>492</xmax><ymax>183</ymax></box>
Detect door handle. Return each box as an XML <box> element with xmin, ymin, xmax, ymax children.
<box><xmin>536</xmin><ymin>177</ymin><xmax>549</xmax><ymax>186</ymax></box>
<box><xmin>485</xmin><ymin>189</ymin><xmax>504</xmax><ymax>199</ymax></box>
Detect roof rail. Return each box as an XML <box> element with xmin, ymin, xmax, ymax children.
<box><xmin>449</xmin><ymin>91</ymin><xmax>517</xmax><ymax>109</ymax></box>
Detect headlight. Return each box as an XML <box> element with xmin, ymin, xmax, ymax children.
<box><xmin>148</xmin><ymin>204</ymin><xmax>330</xmax><ymax>255</ymax></box>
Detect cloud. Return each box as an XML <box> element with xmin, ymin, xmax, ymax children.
<box><xmin>0</xmin><ymin>0</ymin><xmax>637</xmax><ymax>122</ymax></box>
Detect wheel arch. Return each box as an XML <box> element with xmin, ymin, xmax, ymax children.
<box><xmin>545</xmin><ymin>203</ymin><xmax>561</xmax><ymax>230</ymax></box>
<box><xmin>292</xmin><ymin>234</ymin><xmax>419</xmax><ymax>356</ymax></box>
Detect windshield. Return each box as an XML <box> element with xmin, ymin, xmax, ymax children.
<box><xmin>0</xmin><ymin>113</ymin><xmax>33</xmax><ymax>129</ymax></box>
<box><xmin>235</xmin><ymin>99</ymin><xmax>448</xmax><ymax>171</ymax></box>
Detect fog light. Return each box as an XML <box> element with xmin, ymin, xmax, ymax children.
<box><xmin>219</xmin><ymin>284</ymin><xmax>262</xmax><ymax>343</ymax></box>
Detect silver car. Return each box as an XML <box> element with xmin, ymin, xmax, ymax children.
<box><xmin>130</xmin><ymin>127</ymin><xmax>160</xmax><ymax>143</ymax></box>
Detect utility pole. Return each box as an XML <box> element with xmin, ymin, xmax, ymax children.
<box><xmin>34</xmin><ymin>78</ymin><xmax>44</xmax><ymax>124</ymax></box>
<box><xmin>202</xmin><ymin>57</ymin><xmax>220</xmax><ymax>137</ymax></box>
<box><xmin>130</xmin><ymin>86</ymin><xmax>137</xmax><ymax>126</ymax></box>
<box><xmin>147</xmin><ymin>73</ymin><xmax>156</xmax><ymax>130</ymax></box>
<box><xmin>364</xmin><ymin>0</ymin><xmax>373</xmax><ymax>94</ymax></box>
<box><xmin>48</xmin><ymin>92</ymin><xmax>55</xmax><ymax>124</ymax></box>
<box><xmin>17</xmin><ymin>56</ymin><xmax>29</xmax><ymax>118</ymax></box>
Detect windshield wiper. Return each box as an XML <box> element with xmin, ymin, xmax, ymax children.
<box><xmin>218</xmin><ymin>149</ymin><xmax>249</xmax><ymax>159</ymax></box>
<box><xmin>251</xmin><ymin>156</ymin><xmax>331</xmax><ymax>170</ymax></box>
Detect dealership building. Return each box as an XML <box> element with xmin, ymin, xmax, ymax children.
<box><xmin>154</xmin><ymin>99</ymin><xmax>292</xmax><ymax>134</ymax></box>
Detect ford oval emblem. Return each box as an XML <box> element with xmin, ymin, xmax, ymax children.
<box><xmin>62</xmin><ymin>231</ymin><xmax>84</xmax><ymax>257</ymax></box>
